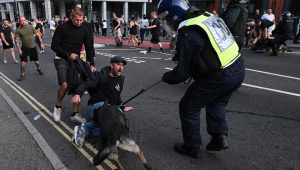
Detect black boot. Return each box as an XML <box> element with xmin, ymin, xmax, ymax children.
<box><xmin>206</xmin><ymin>134</ymin><xmax>229</xmax><ymax>151</ymax></box>
<box><xmin>174</xmin><ymin>143</ymin><xmax>201</xmax><ymax>159</ymax></box>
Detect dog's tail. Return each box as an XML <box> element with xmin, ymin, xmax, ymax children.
<box><xmin>93</xmin><ymin>144</ymin><xmax>115</xmax><ymax>166</ymax></box>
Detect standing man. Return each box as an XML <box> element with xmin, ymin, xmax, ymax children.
<box><xmin>214</xmin><ymin>0</ymin><xmax>248</xmax><ymax>51</ymax></box>
<box><xmin>158</xmin><ymin>0</ymin><xmax>245</xmax><ymax>158</ymax></box>
<box><xmin>71</xmin><ymin>56</ymin><xmax>134</xmax><ymax>147</ymax></box>
<box><xmin>82</xmin><ymin>16</ymin><xmax>96</xmax><ymax>61</ymax></box>
<box><xmin>50</xmin><ymin>18</ymin><xmax>56</xmax><ymax>37</ymax></box>
<box><xmin>270</xmin><ymin>11</ymin><xmax>294</xmax><ymax>56</ymax></box>
<box><xmin>261</xmin><ymin>8</ymin><xmax>275</xmax><ymax>26</ymax></box>
<box><xmin>64</xmin><ymin>17</ymin><xmax>69</xmax><ymax>22</ymax></box>
<box><xmin>261</xmin><ymin>8</ymin><xmax>275</xmax><ymax>38</ymax></box>
<box><xmin>120</xmin><ymin>15</ymin><xmax>126</xmax><ymax>40</ymax></box>
<box><xmin>253</xmin><ymin>9</ymin><xmax>261</xmax><ymax>20</ymax></box>
<box><xmin>51</xmin><ymin>7</ymin><xmax>96</xmax><ymax>123</ymax></box>
<box><xmin>0</xmin><ymin>19</ymin><xmax>19</xmax><ymax>64</ymax></box>
<box><xmin>35</xmin><ymin>19</ymin><xmax>45</xmax><ymax>54</ymax></box>
<box><xmin>15</xmin><ymin>17</ymin><xmax>44</xmax><ymax>81</ymax></box>
<box><xmin>146</xmin><ymin>11</ymin><xmax>164</xmax><ymax>53</ymax></box>
<box><xmin>140</xmin><ymin>14</ymin><xmax>149</xmax><ymax>44</ymax></box>
<box><xmin>111</xmin><ymin>13</ymin><xmax>122</xmax><ymax>47</ymax></box>
<box><xmin>95</xmin><ymin>20</ymin><xmax>100</xmax><ymax>36</ymax></box>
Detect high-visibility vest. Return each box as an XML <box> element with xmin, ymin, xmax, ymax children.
<box><xmin>178</xmin><ymin>12</ymin><xmax>240</xmax><ymax>69</ymax></box>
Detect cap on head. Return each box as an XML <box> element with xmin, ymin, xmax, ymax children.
<box><xmin>110</xmin><ymin>56</ymin><xmax>127</xmax><ymax>65</ymax></box>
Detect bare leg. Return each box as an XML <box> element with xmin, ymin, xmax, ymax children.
<box><xmin>3</xmin><ymin>49</ymin><xmax>7</xmax><ymax>60</ymax></box>
<box><xmin>158</xmin><ymin>42</ymin><xmax>163</xmax><ymax>48</ymax></box>
<box><xmin>56</xmin><ymin>82</ymin><xmax>67</xmax><ymax>106</ymax></box>
<box><xmin>10</xmin><ymin>48</ymin><xmax>16</xmax><ymax>60</ymax></box>
<box><xmin>34</xmin><ymin>61</ymin><xmax>41</xmax><ymax>70</ymax></box>
<box><xmin>20</xmin><ymin>61</ymin><xmax>26</xmax><ymax>76</ymax></box>
<box><xmin>73</xmin><ymin>103</ymin><xmax>79</xmax><ymax>113</ymax></box>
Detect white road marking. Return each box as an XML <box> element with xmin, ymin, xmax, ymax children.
<box><xmin>164</xmin><ymin>67</ymin><xmax>300</xmax><ymax>97</ymax></box>
<box><xmin>132</xmin><ymin>57</ymin><xmax>162</xmax><ymax>59</ymax></box>
<box><xmin>95</xmin><ymin>51</ymin><xmax>146</xmax><ymax>63</ymax></box>
<box><xmin>242</xmin><ymin>83</ymin><xmax>300</xmax><ymax>97</ymax></box>
<box><xmin>43</xmin><ymin>44</ymin><xmax>51</xmax><ymax>46</ymax></box>
<box><xmin>246</xmin><ymin>68</ymin><xmax>300</xmax><ymax>80</ymax></box>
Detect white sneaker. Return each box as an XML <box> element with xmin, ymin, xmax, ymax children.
<box><xmin>0</xmin><ymin>43</ymin><xmax>2</xmax><ymax>47</ymax></box>
<box><xmin>14</xmin><ymin>60</ymin><xmax>19</xmax><ymax>64</ymax></box>
<box><xmin>53</xmin><ymin>106</ymin><xmax>62</xmax><ymax>122</ymax></box>
<box><xmin>3</xmin><ymin>59</ymin><xmax>7</xmax><ymax>63</ymax></box>
<box><xmin>70</xmin><ymin>113</ymin><xmax>86</xmax><ymax>124</ymax></box>
<box><xmin>73</xmin><ymin>125</ymin><xmax>87</xmax><ymax>147</ymax></box>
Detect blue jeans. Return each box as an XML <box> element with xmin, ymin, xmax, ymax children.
<box><xmin>140</xmin><ymin>28</ymin><xmax>146</xmax><ymax>43</ymax></box>
<box><xmin>82</xmin><ymin>102</ymin><xmax>123</xmax><ymax>138</ymax></box>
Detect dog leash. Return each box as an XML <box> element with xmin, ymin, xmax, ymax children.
<box><xmin>119</xmin><ymin>80</ymin><xmax>161</xmax><ymax>107</ymax></box>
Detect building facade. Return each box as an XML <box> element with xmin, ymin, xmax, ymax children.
<box><xmin>0</xmin><ymin>0</ymin><xmax>154</xmax><ymax>23</ymax></box>
<box><xmin>0</xmin><ymin>0</ymin><xmax>299</xmax><ymax>23</ymax></box>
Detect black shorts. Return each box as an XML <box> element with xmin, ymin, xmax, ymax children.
<box><xmin>3</xmin><ymin>40</ymin><xmax>14</xmax><ymax>49</ymax></box>
<box><xmin>150</xmin><ymin>35</ymin><xmax>160</xmax><ymax>44</ymax></box>
<box><xmin>54</xmin><ymin>59</ymin><xmax>70</xmax><ymax>85</ymax></box>
<box><xmin>20</xmin><ymin>46</ymin><xmax>39</xmax><ymax>62</ymax></box>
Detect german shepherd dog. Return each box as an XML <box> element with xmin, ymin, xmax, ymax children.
<box><xmin>92</xmin><ymin>100</ymin><xmax>156</xmax><ymax>170</ymax></box>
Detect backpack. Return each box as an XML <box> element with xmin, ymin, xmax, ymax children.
<box><xmin>67</xmin><ymin>58</ymin><xmax>91</xmax><ymax>95</ymax></box>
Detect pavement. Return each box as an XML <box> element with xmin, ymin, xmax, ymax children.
<box><xmin>1</xmin><ymin>29</ymin><xmax>300</xmax><ymax>170</ymax></box>
<box><xmin>0</xmin><ymin>88</ymin><xmax>66</xmax><ymax>170</ymax></box>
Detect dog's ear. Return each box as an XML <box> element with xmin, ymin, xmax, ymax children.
<box><xmin>93</xmin><ymin>144</ymin><xmax>115</xmax><ymax>166</ymax></box>
<box><xmin>104</xmin><ymin>99</ymin><xmax>109</xmax><ymax>106</ymax></box>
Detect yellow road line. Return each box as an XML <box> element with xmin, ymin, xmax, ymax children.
<box><xmin>0</xmin><ymin>73</ymin><xmax>117</xmax><ymax>170</ymax></box>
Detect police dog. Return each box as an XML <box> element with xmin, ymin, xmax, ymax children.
<box><xmin>92</xmin><ymin>100</ymin><xmax>156</xmax><ymax>170</ymax></box>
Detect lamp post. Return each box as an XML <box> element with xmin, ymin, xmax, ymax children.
<box><xmin>147</xmin><ymin>0</ymin><xmax>150</xmax><ymax>20</ymax></box>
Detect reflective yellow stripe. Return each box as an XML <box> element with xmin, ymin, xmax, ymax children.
<box><xmin>186</xmin><ymin>12</ymin><xmax>239</xmax><ymax>68</ymax></box>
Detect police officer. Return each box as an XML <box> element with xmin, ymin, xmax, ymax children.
<box><xmin>270</xmin><ymin>11</ymin><xmax>294</xmax><ymax>56</ymax></box>
<box><xmin>218</xmin><ymin>0</ymin><xmax>248</xmax><ymax>51</ymax></box>
<box><xmin>158</xmin><ymin>0</ymin><xmax>245</xmax><ymax>159</ymax></box>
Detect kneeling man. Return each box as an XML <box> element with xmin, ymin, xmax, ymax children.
<box><xmin>71</xmin><ymin>56</ymin><xmax>134</xmax><ymax>147</ymax></box>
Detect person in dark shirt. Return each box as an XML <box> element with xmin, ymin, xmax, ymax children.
<box><xmin>51</xmin><ymin>7</ymin><xmax>96</xmax><ymax>124</ymax></box>
<box><xmin>0</xmin><ymin>19</ymin><xmax>19</xmax><ymax>63</ymax></box>
<box><xmin>58</xmin><ymin>18</ymin><xmax>64</xmax><ymax>25</ymax></box>
<box><xmin>95</xmin><ymin>20</ymin><xmax>100</xmax><ymax>36</ymax></box>
<box><xmin>35</xmin><ymin>19</ymin><xmax>45</xmax><ymax>54</ymax></box>
<box><xmin>71</xmin><ymin>56</ymin><xmax>134</xmax><ymax>147</ymax></box>
<box><xmin>63</xmin><ymin>17</ymin><xmax>69</xmax><ymax>22</ymax></box>
<box><xmin>255</xmin><ymin>19</ymin><xmax>274</xmax><ymax>39</ymax></box>
<box><xmin>146</xmin><ymin>11</ymin><xmax>164</xmax><ymax>53</ymax></box>
<box><xmin>252</xmin><ymin>9</ymin><xmax>261</xmax><ymax>20</ymax></box>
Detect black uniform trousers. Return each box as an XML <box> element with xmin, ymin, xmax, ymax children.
<box><xmin>271</xmin><ymin>33</ymin><xmax>292</xmax><ymax>54</ymax></box>
<box><xmin>179</xmin><ymin>69</ymin><xmax>245</xmax><ymax>147</ymax></box>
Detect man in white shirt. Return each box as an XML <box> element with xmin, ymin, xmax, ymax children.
<box><xmin>261</xmin><ymin>8</ymin><xmax>275</xmax><ymax>37</ymax></box>
<box><xmin>139</xmin><ymin>14</ymin><xmax>149</xmax><ymax>44</ymax></box>
<box><xmin>50</xmin><ymin>18</ymin><xmax>56</xmax><ymax>37</ymax></box>
<box><xmin>120</xmin><ymin>15</ymin><xmax>125</xmax><ymax>38</ymax></box>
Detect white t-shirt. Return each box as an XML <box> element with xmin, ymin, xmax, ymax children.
<box><xmin>140</xmin><ymin>19</ymin><xmax>149</xmax><ymax>28</ymax></box>
<box><xmin>50</xmin><ymin>20</ymin><xmax>56</xmax><ymax>30</ymax></box>
<box><xmin>261</xmin><ymin>13</ymin><xmax>275</xmax><ymax>22</ymax></box>
<box><xmin>103</xmin><ymin>22</ymin><xmax>107</xmax><ymax>29</ymax></box>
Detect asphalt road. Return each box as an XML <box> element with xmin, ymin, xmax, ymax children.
<box><xmin>0</xmin><ymin>29</ymin><xmax>300</xmax><ymax>170</ymax></box>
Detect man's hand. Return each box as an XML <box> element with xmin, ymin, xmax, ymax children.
<box><xmin>71</xmin><ymin>95</ymin><xmax>81</xmax><ymax>104</ymax></box>
<box><xmin>161</xmin><ymin>75</ymin><xmax>165</xmax><ymax>82</ymax></box>
<box><xmin>70</xmin><ymin>53</ymin><xmax>78</xmax><ymax>61</ymax></box>
<box><xmin>41</xmin><ymin>43</ymin><xmax>45</xmax><ymax>50</ymax></box>
<box><xmin>213</xmin><ymin>10</ymin><xmax>219</xmax><ymax>17</ymax></box>
<box><xmin>18</xmin><ymin>49</ymin><xmax>23</xmax><ymax>56</ymax></box>
<box><xmin>123</xmin><ymin>107</ymin><xmax>134</xmax><ymax>112</ymax></box>
<box><xmin>90</xmin><ymin>65</ymin><xmax>97</xmax><ymax>72</ymax></box>
<box><xmin>5</xmin><ymin>42</ymin><xmax>9</xmax><ymax>46</ymax></box>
